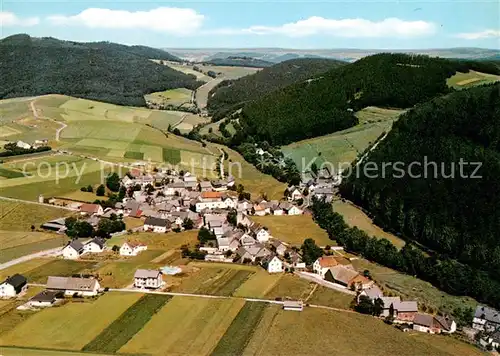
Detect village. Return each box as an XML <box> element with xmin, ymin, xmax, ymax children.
<box><xmin>1</xmin><ymin>167</ymin><xmax>496</xmax><ymax>348</ymax></box>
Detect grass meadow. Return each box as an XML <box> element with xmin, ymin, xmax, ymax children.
<box><xmin>0</xmin><ymin>293</ymin><xmax>141</xmax><ymax>351</ymax></box>
<box><xmin>282</xmin><ymin>107</ymin><xmax>403</xmax><ymax>172</ymax></box>
<box><xmin>0</xmin><ymin>200</ymin><xmax>71</xmax><ymax>231</ymax></box>
<box><xmin>447</xmin><ymin>70</ymin><xmax>500</xmax><ymax>89</ymax></box>
<box><xmin>251</xmin><ymin>215</ymin><xmax>332</xmax><ymax>246</ymax></box>
<box><xmin>145</xmin><ymin>88</ymin><xmax>193</xmax><ymax>107</ymax></box>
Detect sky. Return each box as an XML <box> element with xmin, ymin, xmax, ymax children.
<box><xmin>0</xmin><ymin>0</ymin><xmax>499</xmax><ymax>49</ymax></box>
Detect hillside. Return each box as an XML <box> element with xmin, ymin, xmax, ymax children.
<box><xmin>207</xmin><ymin>58</ymin><xmax>346</xmax><ymax>119</ymax></box>
<box><xmin>0</xmin><ymin>34</ymin><xmax>200</xmax><ymax>106</ymax></box>
<box><xmin>204</xmin><ymin>56</ymin><xmax>273</xmax><ymax>68</ymax></box>
<box><xmin>340</xmin><ymin>84</ymin><xmax>500</xmax><ymax>290</ymax></box>
<box><xmin>238</xmin><ymin>53</ymin><xmax>500</xmax><ymax>146</ymax></box>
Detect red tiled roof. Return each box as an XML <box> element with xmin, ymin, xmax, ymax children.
<box><xmin>201</xmin><ymin>192</ymin><xmax>222</xmax><ymax>199</ymax></box>
<box><xmin>80</xmin><ymin>203</ymin><xmax>101</xmax><ymax>213</ymax></box>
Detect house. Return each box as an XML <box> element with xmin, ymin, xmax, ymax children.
<box><xmin>222</xmin><ymin>195</ymin><xmax>236</xmax><ymax>209</ymax></box>
<box><xmin>261</xmin><ymin>255</ymin><xmax>283</xmax><ymax>273</ymax></box>
<box><xmin>324</xmin><ymin>265</ymin><xmax>372</xmax><ymax>289</ymax></box>
<box><xmin>121</xmin><ymin>175</ymin><xmax>134</xmax><ymax>188</ymax></box>
<box><xmin>211</xmin><ymin>179</ymin><xmax>228</xmax><ymax>192</ymax></box>
<box><xmin>313</xmin><ymin>255</ymin><xmax>352</xmax><ymax>277</ymax></box>
<box><xmin>28</xmin><ymin>290</ymin><xmax>61</xmax><ymax>308</ymax></box>
<box><xmin>358</xmin><ymin>284</ymin><xmax>383</xmax><ymax>302</ymax></box>
<box><xmin>0</xmin><ymin>274</ymin><xmax>27</xmax><ymax>298</ymax></box>
<box><xmin>120</xmin><ymin>241</ymin><xmax>147</xmax><ymax>256</ymax></box>
<box><xmin>252</xmin><ymin>226</ymin><xmax>270</xmax><ymax>243</ymax></box>
<box><xmin>83</xmin><ymin>238</ymin><xmax>106</xmax><ymax>254</ymax></box>
<box><xmin>378</xmin><ymin>296</ymin><xmax>401</xmax><ymax>317</ymax></box>
<box><xmin>473</xmin><ymin>305</ymin><xmax>500</xmax><ymax>332</ymax></box>
<box><xmin>271</xmin><ymin>240</ymin><xmax>288</xmax><ymax>256</ymax></box>
<box><xmin>289</xmin><ymin>252</ymin><xmax>306</xmax><ymax>269</ymax></box>
<box><xmin>16</xmin><ymin>140</ymin><xmax>31</xmax><ymax>149</ymax></box>
<box><xmin>143</xmin><ymin>217</ymin><xmax>170</xmax><ymax>233</ymax></box>
<box><xmin>287</xmin><ymin>186</ymin><xmax>303</xmax><ymax>201</ymax></box>
<box><xmin>413</xmin><ymin>313</ymin><xmax>457</xmax><ymax>334</ymax></box>
<box><xmin>40</xmin><ymin>218</ymin><xmax>67</xmax><ymax>233</ymax></box>
<box><xmin>236</xmin><ymin>212</ymin><xmax>252</xmax><ymax>226</ymax></box>
<box><xmin>393</xmin><ymin>301</ymin><xmax>419</xmax><ymax>323</ymax></box>
<box><xmin>46</xmin><ymin>276</ymin><xmax>100</xmax><ymax>297</ymax></box>
<box><xmin>79</xmin><ymin>203</ymin><xmax>104</xmax><ymax>216</ymax></box>
<box><xmin>237</xmin><ymin>200</ymin><xmax>252</xmax><ymax>213</ymax></box>
<box><xmin>286</xmin><ymin>205</ymin><xmax>303</xmax><ymax>216</ymax></box>
<box><xmin>199</xmin><ymin>181</ymin><xmax>213</xmax><ymax>192</ymax></box>
<box><xmin>253</xmin><ymin>204</ymin><xmax>267</xmax><ymax>216</ymax></box>
<box><xmin>62</xmin><ymin>240</ymin><xmax>84</xmax><ymax>259</ymax></box>
<box><xmin>240</xmin><ymin>233</ymin><xmax>256</xmax><ymax>246</ymax></box>
<box><xmin>123</xmin><ymin>200</ymin><xmax>142</xmax><ymax>218</ymax></box>
<box><xmin>283</xmin><ymin>300</ymin><xmax>303</xmax><ymax>311</ymax></box>
<box><xmin>196</xmin><ymin>192</ymin><xmax>227</xmax><ymax>212</ymax></box>
<box><xmin>134</xmin><ymin>269</ymin><xmax>163</xmax><ymax>289</ymax></box>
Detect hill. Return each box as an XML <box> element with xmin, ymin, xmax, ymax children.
<box><xmin>237</xmin><ymin>53</ymin><xmax>500</xmax><ymax>146</ymax></box>
<box><xmin>0</xmin><ymin>34</ymin><xmax>200</xmax><ymax>106</ymax></box>
<box><xmin>340</xmin><ymin>84</ymin><xmax>500</xmax><ymax>302</ymax></box>
<box><xmin>207</xmin><ymin>58</ymin><xmax>346</xmax><ymax>119</ymax></box>
<box><xmin>204</xmin><ymin>56</ymin><xmax>273</xmax><ymax>68</ymax></box>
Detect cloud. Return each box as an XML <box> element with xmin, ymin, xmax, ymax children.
<box><xmin>210</xmin><ymin>17</ymin><xmax>436</xmax><ymax>38</ymax></box>
<box><xmin>47</xmin><ymin>7</ymin><xmax>204</xmax><ymax>35</ymax></box>
<box><xmin>0</xmin><ymin>11</ymin><xmax>39</xmax><ymax>27</ymax></box>
<box><xmin>456</xmin><ymin>29</ymin><xmax>500</xmax><ymax>40</ymax></box>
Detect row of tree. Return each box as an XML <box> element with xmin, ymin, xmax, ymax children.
<box><xmin>1</xmin><ymin>143</ymin><xmax>51</xmax><ymax>157</ymax></box>
<box><xmin>64</xmin><ymin>215</ymin><xmax>125</xmax><ymax>239</ymax></box>
<box><xmin>311</xmin><ymin>197</ymin><xmax>500</xmax><ymax>310</ymax></box>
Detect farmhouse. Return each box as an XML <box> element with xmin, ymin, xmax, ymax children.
<box><xmin>283</xmin><ymin>300</ymin><xmax>303</xmax><ymax>311</ymax></box>
<box><xmin>413</xmin><ymin>313</ymin><xmax>456</xmax><ymax>334</ymax></box>
<box><xmin>134</xmin><ymin>269</ymin><xmax>164</xmax><ymax>289</ymax></box>
<box><xmin>62</xmin><ymin>240</ymin><xmax>84</xmax><ymax>259</ymax></box>
<box><xmin>196</xmin><ymin>192</ymin><xmax>227</xmax><ymax>212</ymax></box>
<box><xmin>28</xmin><ymin>290</ymin><xmax>61</xmax><ymax>308</ymax></box>
<box><xmin>199</xmin><ymin>180</ymin><xmax>213</xmax><ymax>192</ymax></box>
<box><xmin>251</xmin><ymin>224</ymin><xmax>270</xmax><ymax>243</ymax></box>
<box><xmin>16</xmin><ymin>140</ymin><xmax>31</xmax><ymax>149</ymax></box>
<box><xmin>120</xmin><ymin>241</ymin><xmax>147</xmax><ymax>256</ymax></box>
<box><xmin>271</xmin><ymin>240</ymin><xmax>288</xmax><ymax>256</ymax></box>
<box><xmin>40</xmin><ymin>218</ymin><xmax>67</xmax><ymax>233</ymax></box>
<box><xmin>473</xmin><ymin>305</ymin><xmax>500</xmax><ymax>332</ymax></box>
<box><xmin>324</xmin><ymin>265</ymin><xmax>372</xmax><ymax>289</ymax></box>
<box><xmin>83</xmin><ymin>237</ymin><xmax>106</xmax><ymax>254</ymax></box>
<box><xmin>358</xmin><ymin>284</ymin><xmax>383</xmax><ymax>302</ymax></box>
<box><xmin>0</xmin><ymin>274</ymin><xmax>27</xmax><ymax>298</ymax></box>
<box><xmin>379</xmin><ymin>296</ymin><xmax>401</xmax><ymax>317</ymax></box>
<box><xmin>393</xmin><ymin>301</ymin><xmax>419</xmax><ymax>323</ymax></box>
<box><xmin>287</xmin><ymin>186</ymin><xmax>303</xmax><ymax>201</ymax></box>
<box><xmin>46</xmin><ymin>276</ymin><xmax>100</xmax><ymax>297</ymax></box>
<box><xmin>79</xmin><ymin>203</ymin><xmax>104</xmax><ymax>216</ymax></box>
<box><xmin>143</xmin><ymin>217</ymin><xmax>171</xmax><ymax>233</ymax></box>
<box><xmin>313</xmin><ymin>255</ymin><xmax>352</xmax><ymax>277</ymax></box>
<box><xmin>261</xmin><ymin>255</ymin><xmax>283</xmax><ymax>273</ymax></box>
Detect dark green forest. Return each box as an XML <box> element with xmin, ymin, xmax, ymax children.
<box><xmin>0</xmin><ymin>34</ymin><xmax>200</xmax><ymax>106</ymax></box>
<box><xmin>239</xmin><ymin>53</ymin><xmax>500</xmax><ymax>145</ymax></box>
<box><xmin>207</xmin><ymin>58</ymin><xmax>346</xmax><ymax>120</ymax></box>
<box><xmin>340</xmin><ymin>83</ymin><xmax>500</xmax><ymax>283</ymax></box>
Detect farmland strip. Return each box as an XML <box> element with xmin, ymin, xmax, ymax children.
<box><xmin>82</xmin><ymin>294</ymin><xmax>172</xmax><ymax>353</ymax></box>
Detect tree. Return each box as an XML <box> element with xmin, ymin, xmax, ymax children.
<box><xmin>87</xmin><ymin>185</ymin><xmax>93</xmax><ymax>193</ymax></box>
<box><xmin>227</xmin><ymin>209</ymin><xmax>237</xmax><ymax>226</ymax></box>
<box><xmin>301</xmin><ymin>238</ymin><xmax>323</xmax><ymax>265</ymax></box>
<box><xmin>30</xmin><ymin>225</ymin><xmax>35</xmax><ymax>231</ymax></box>
<box><xmin>355</xmin><ymin>296</ymin><xmax>373</xmax><ymax>315</ymax></box>
<box><xmin>96</xmin><ymin>184</ymin><xmax>105</xmax><ymax>196</ymax></box>
<box><xmin>198</xmin><ymin>227</ymin><xmax>215</xmax><ymax>244</ymax></box>
<box><xmin>112</xmin><ymin>245</ymin><xmax>120</xmax><ymax>252</ymax></box>
<box><xmin>182</xmin><ymin>218</ymin><xmax>194</xmax><ymax>230</ymax></box>
<box><xmin>311</xmin><ymin>162</ymin><xmax>319</xmax><ymax>175</ymax></box>
<box><xmin>372</xmin><ymin>298</ymin><xmax>384</xmax><ymax>317</ymax></box>
<box><xmin>65</xmin><ymin>216</ymin><xmax>77</xmax><ymax>231</ymax></box>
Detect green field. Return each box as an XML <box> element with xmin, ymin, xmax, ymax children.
<box><xmin>0</xmin><ymin>200</ymin><xmax>71</xmax><ymax>231</ymax></box>
<box><xmin>307</xmin><ymin>285</ymin><xmax>354</xmax><ymax>309</ymax></box>
<box><xmin>332</xmin><ymin>200</ymin><xmax>406</xmax><ymax>249</ymax></box>
<box><xmin>241</xmin><ymin>307</ymin><xmax>481</xmax><ymax>356</ymax></box>
<box><xmin>265</xmin><ymin>274</ymin><xmax>315</xmax><ymax>301</ymax></box>
<box><xmin>211</xmin><ymin>301</ymin><xmax>268</xmax><ymax>356</ymax></box>
<box><xmin>120</xmin><ymin>296</ymin><xmax>245</xmax><ymax>356</ymax></box>
<box><xmin>83</xmin><ymin>294</ymin><xmax>171</xmax><ymax>353</ymax></box>
<box><xmin>0</xmin><ymin>237</ymin><xmax>66</xmax><ymax>264</ymax></box>
<box><xmin>0</xmin><ymin>259</ymin><xmax>51</xmax><ymax>281</ymax></box>
<box><xmin>447</xmin><ymin>70</ymin><xmax>500</xmax><ymax>89</ymax></box>
<box><xmin>24</xmin><ymin>259</ymin><xmax>97</xmax><ymax>283</ymax></box>
<box><xmin>233</xmin><ymin>271</ymin><xmax>283</xmax><ymax>298</ymax></box>
<box><xmin>251</xmin><ymin>215</ymin><xmax>332</xmax><ymax>246</ymax></box>
<box><xmin>0</xmin><ymin>293</ymin><xmax>141</xmax><ymax>351</ymax></box>
<box><xmin>145</xmin><ymin>88</ymin><xmax>193</xmax><ymax>107</ymax></box>
<box><xmin>282</xmin><ymin>107</ymin><xmax>404</xmax><ymax>172</ymax></box>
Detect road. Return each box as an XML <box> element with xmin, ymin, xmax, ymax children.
<box><xmin>0</xmin><ymin>247</ymin><xmax>62</xmax><ymax>271</ymax></box>
<box><xmin>195</xmin><ymin>78</ymin><xmax>223</xmax><ymax>109</ymax></box>
<box><xmin>30</xmin><ymin>99</ymin><xmax>67</xmax><ymax>141</ymax></box>
<box><xmin>356</xmin><ymin>130</ymin><xmax>390</xmax><ymax>167</ymax></box>
<box><xmin>296</xmin><ymin>271</ymin><xmax>356</xmax><ymax>295</ymax></box>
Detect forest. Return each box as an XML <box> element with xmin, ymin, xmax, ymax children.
<box><xmin>340</xmin><ymin>84</ymin><xmax>500</xmax><ymax>284</ymax></box>
<box><xmin>0</xmin><ymin>34</ymin><xmax>201</xmax><ymax>106</ymax></box>
<box><xmin>239</xmin><ymin>53</ymin><xmax>500</xmax><ymax>145</ymax></box>
<box><xmin>311</xmin><ymin>197</ymin><xmax>500</xmax><ymax>312</ymax></box>
<box><xmin>207</xmin><ymin>58</ymin><xmax>346</xmax><ymax>120</ymax></box>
